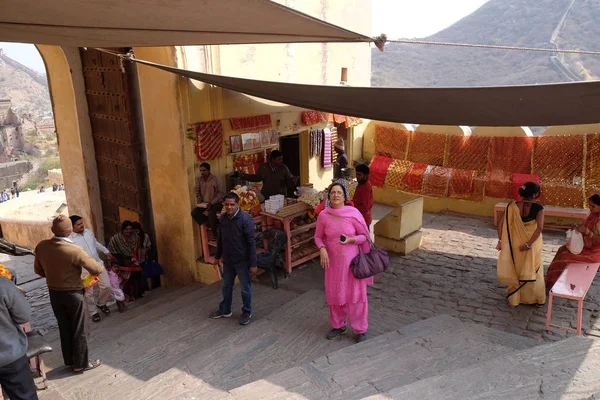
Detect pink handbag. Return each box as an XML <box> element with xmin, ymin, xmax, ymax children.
<box><xmin>350</xmin><ymin>239</ymin><xmax>389</xmax><ymax>279</ymax></box>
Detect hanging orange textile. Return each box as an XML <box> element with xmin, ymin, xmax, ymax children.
<box><xmin>374</xmin><ymin>125</ymin><xmax>409</xmax><ymax>160</ymax></box>
<box><xmin>407</xmin><ymin>132</ymin><xmax>446</xmax><ymax>166</ymax></box>
<box><xmin>448</xmin><ymin>169</ymin><xmax>476</xmax><ymax>199</ymax></box>
<box><xmin>488</xmin><ymin>137</ymin><xmax>533</xmax><ymax>174</ymax></box>
<box><xmin>446</xmin><ymin>136</ymin><xmax>490</xmax><ymax>171</ymax></box>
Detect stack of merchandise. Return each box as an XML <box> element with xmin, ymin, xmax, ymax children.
<box><xmin>265</xmin><ymin>194</ymin><xmax>285</xmax><ymax>214</ymax></box>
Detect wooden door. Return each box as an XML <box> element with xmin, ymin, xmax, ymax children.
<box><xmin>80</xmin><ymin>48</ymin><xmax>150</xmax><ymax>242</ymax></box>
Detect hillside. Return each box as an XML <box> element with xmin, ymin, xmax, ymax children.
<box><xmin>372</xmin><ymin>0</ymin><xmax>600</xmax><ymax>87</ymax></box>
<box><xmin>0</xmin><ymin>49</ymin><xmax>51</xmax><ymax>118</ymax></box>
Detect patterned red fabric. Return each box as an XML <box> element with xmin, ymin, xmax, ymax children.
<box><xmin>194</xmin><ymin>120</ymin><xmax>223</xmax><ymax>161</ymax></box>
<box><xmin>488</xmin><ymin>136</ymin><xmax>533</xmax><ymax>174</ymax></box>
<box><xmin>512</xmin><ymin>173</ymin><xmax>540</xmax><ymax>200</ymax></box>
<box><xmin>448</xmin><ymin>169</ymin><xmax>476</xmax><ymax>199</ymax></box>
<box><xmin>402</xmin><ymin>162</ymin><xmax>428</xmax><ymax>192</ymax></box>
<box><xmin>407</xmin><ymin>132</ymin><xmax>446</xmax><ymax>166</ymax></box>
<box><xmin>485</xmin><ymin>169</ymin><xmax>513</xmax><ymax>198</ymax></box>
<box><xmin>541</xmin><ymin>183</ymin><xmax>584</xmax><ymax>208</ymax></box>
<box><xmin>586</xmin><ymin>134</ymin><xmax>600</xmax><ymax>188</ymax></box>
<box><xmin>345</xmin><ymin>116</ymin><xmax>363</xmax><ymax>127</ymax></box>
<box><xmin>369</xmin><ymin>155</ymin><xmax>394</xmax><ymax>187</ymax></box>
<box><xmin>533</xmin><ymin>135</ymin><xmax>584</xmax><ymax>182</ymax></box>
<box><xmin>374</xmin><ymin>125</ymin><xmax>409</xmax><ymax>160</ymax></box>
<box><xmin>446</xmin><ymin>136</ymin><xmax>490</xmax><ymax>171</ymax></box>
<box><xmin>229</xmin><ymin>114</ymin><xmax>272</xmax><ymax>130</ymax></box>
<box><xmin>301</xmin><ymin>110</ymin><xmax>334</xmax><ymax>125</ymax></box>
<box><xmin>423</xmin><ymin>166</ymin><xmax>451</xmax><ymax>197</ymax></box>
<box><xmin>333</xmin><ymin>114</ymin><xmax>347</xmax><ymax>124</ymax></box>
<box><xmin>301</xmin><ymin>111</ymin><xmax>321</xmax><ymax>125</ymax></box>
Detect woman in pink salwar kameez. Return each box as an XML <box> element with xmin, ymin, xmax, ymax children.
<box><xmin>314</xmin><ymin>183</ymin><xmax>373</xmax><ymax>343</ymax></box>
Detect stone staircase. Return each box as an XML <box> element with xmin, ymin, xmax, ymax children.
<box><xmin>37</xmin><ymin>282</ymin><xmax>600</xmax><ymax>400</ymax></box>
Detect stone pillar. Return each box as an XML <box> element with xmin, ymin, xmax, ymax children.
<box><xmin>134</xmin><ymin>47</ymin><xmax>197</xmax><ymax>286</ymax></box>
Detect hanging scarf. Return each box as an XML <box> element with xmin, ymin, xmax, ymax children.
<box><xmin>108</xmin><ymin>232</ymin><xmax>139</xmax><ymax>260</ymax></box>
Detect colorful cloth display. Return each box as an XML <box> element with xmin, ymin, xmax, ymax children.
<box><xmin>541</xmin><ymin>183</ymin><xmax>584</xmax><ymax>208</ymax></box>
<box><xmin>485</xmin><ymin>169</ymin><xmax>513</xmax><ymax>199</ymax></box>
<box><xmin>533</xmin><ymin>135</ymin><xmax>583</xmax><ymax>182</ymax></box>
<box><xmin>374</xmin><ymin>125</ymin><xmax>409</xmax><ymax>160</ymax></box>
<box><xmin>322</xmin><ymin>128</ymin><xmax>332</xmax><ymax>168</ymax></box>
<box><xmin>423</xmin><ymin>166</ymin><xmax>451</xmax><ymax>197</ymax></box>
<box><xmin>369</xmin><ymin>155</ymin><xmax>394</xmax><ymax>187</ymax></box>
<box><xmin>448</xmin><ymin>169</ymin><xmax>476</xmax><ymax>199</ymax></box>
<box><xmin>446</xmin><ymin>136</ymin><xmax>490</xmax><ymax>171</ymax></box>
<box><xmin>193</xmin><ymin>120</ymin><xmax>223</xmax><ymax>161</ymax></box>
<box><xmin>384</xmin><ymin>160</ymin><xmax>411</xmax><ymax>189</ymax></box>
<box><xmin>229</xmin><ymin>114</ymin><xmax>272</xmax><ymax>130</ymax></box>
<box><xmin>407</xmin><ymin>132</ymin><xmax>446</xmax><ymax>166</ymax></box>
<box><xmin>401</xmin><ymin>162</ymin><xmax>428</xmax><ymax>192</ymax></box>
<box><xmin>488</xmin><ymin>136</ymin><xmax>533</xmax><ymax>174</ymax></box>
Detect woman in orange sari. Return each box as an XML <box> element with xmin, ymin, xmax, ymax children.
<box><xmin>545</xmin><ymin>194</ymin><xmax>600</xmax><ymax>288</ymax></box>
<box><xmin>496</xmin><ymin>182</ymin><xmax>546</xmax><ymax>307</ymax></box>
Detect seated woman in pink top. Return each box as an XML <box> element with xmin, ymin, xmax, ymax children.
<box><xmin>314</xmin><ymin>183</ymin><xmax>372</xmax><ymax>343</ymax></box>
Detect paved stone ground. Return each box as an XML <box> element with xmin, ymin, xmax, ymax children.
<box><xmin>368</xmin><ymin>210</ymin><xmax>600</xmax><ymax>342</ymax></box>
<box><xmin>4</xmin><ymin>206</ymin><xmax>599</xmax><ymax>342</ymax></box>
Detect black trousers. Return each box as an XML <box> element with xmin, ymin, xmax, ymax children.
<box><xmin>49</xmin><ymin>290</ymin><xmax>88</xmax><ymax>369</ymax></box>
<box><xmin>0</xmin><ymin>355</ymin><xmax>38</xmax><ymax>400</ymax></box>
<box><xmin>191</xmin><ymin>203</ymin><xmax>221</xmax><ymax>236</ymax></box>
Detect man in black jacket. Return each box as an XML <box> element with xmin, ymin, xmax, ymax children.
<box><xmin>209</xmin><ymin>192</ymin><xmax>257</xmax><ymax>325</ymax></box>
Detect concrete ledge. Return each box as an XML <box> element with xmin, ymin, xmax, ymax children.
<box><xmin>374</xmin><ymin>197</ymin><xmax>423</xmax><ymax>240</ymax></box>
<box><xmin>0</xmin><ymin>218</ymin><xmax>52</xmax><ymax>249</ymax></box>
<box><xmin>375</xmin><ymin>230</ymin><xmax>423</xmax><ymax>255</ymax></box>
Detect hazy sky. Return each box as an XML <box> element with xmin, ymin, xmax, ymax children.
<box><xmin>0</xmin><ymin>0</ymin><xmax>488</xmax><ymax>74</ymax></box>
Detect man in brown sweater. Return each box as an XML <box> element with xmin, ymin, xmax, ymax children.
<box><xmin>34</xmin><ymin>215</ymin><xmax>103</xmax><ymax>373</ymax></box>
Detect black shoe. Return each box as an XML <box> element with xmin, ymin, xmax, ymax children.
<box><xmin>98</xmin><ymin>305</ymin><xmax>111</xmax><ymax>315</ymax></box>
<box><xmin>91</xmin><ymin>313</ymin><xmax>101</xmax><ymax>323</ymax></box>
<box><xmin>239</xmin><ymin>312</ymin><xmax>252</xmax><ymax>325</ymax></box>
<box><xmin>326</xmin><ymin>326</ymin><xmax>347</xmax><ymax>340</ymax></box>
<box><xmin>357</xmin><ymin>332</ymin><xmax>368</xmax><ymax>343</ymax></box>
<box><xmin>209</xmin><ymin>310</ymin><xmax>232</xmax><ymax>319</ymax></box>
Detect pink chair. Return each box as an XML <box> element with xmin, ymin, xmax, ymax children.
<box><xmin>546</xmin><ymin>262</ymin><xmax>600</xmax><ymax>335</ymax></box>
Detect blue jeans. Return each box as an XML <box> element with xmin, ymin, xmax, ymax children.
<box><xmin>219</xmin><ymin>263</ymin><xmax>252</xmax><ymax>314</ymax></box>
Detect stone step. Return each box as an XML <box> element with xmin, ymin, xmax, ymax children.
<box><xmin>228</xmin><ymin>315</ymin><xmax>537</xmax><ymax>400</ymax></box>
<box><xmin>387</xmin><ymin>335</ymin><xmax>600</xmax><ymax>400</ymax></box>
<box><xmin>137</xmin><ymin>289</ymin><xmax>360</xmax><ymax>400</ymax></box>
<box><xmin>39</xmin><ymin>283</ymin><xmax>298</xmax><ymax>400</ymax></box>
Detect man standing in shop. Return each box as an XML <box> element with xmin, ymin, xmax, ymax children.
<box><xmin>70</xmin><ymin>215</ymin><xmax>114</xmax><ymax>323</ymax></box>
<box><xmin>238</xmin><ymin>150</ymin><xmax>296</xmax><ymax>199</ymax></box>
<box><xmin>209</xmin><ymin>192</ymin><xmax>257</xmax><ymax>326</ymax></box>
<box><xmin>353</xmin><ymin>164</ymin><xmax>374</xmax><ymax>230</ymax></box>
<box><xmin>191</xmin><ymin>162</ymin><xmax>226</xmax><ymax>240</ymax></box>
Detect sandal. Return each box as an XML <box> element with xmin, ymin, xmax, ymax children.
<box><xmin>72</xmin><ymin>359</ymin><xmax>101</xmax><ymax>374</ymax></box>
<box><xmin>98</xmin><ymin>305</ymin><xmax>111</xmax><ymax>315</ymax></box>
<box><xmin>92</xmin><ymin>313</ymin><xmax>101</xmax><ymax>322</ymax></box>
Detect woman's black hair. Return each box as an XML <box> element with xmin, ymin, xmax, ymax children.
<box><xmin>132</xmin><ymin>221</ymin><xmax>145</xmax><ymax>237</ymax></box>
<box><xmin>121</xmin><ymin>220</ymin><xmax>134</xmax><ymax>231</ymax></box>
<box><xmin>590</xmin><ymin>194</ymin><xmax>600</xmax><ymax>207</ymax></box>
<box><xmin>518</xmin><ymin>182</ymin><xmax>541</xmax><ymax>199</ymax></box>
<box><xmin>328</xmin><ymin>183</ymin><xmax>348</xmax><ymax>201</ymax></box>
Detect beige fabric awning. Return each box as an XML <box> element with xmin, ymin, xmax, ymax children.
<box><xmin>132</xmin><ymin>58</ymin><xmax>600</xmax><ymax>127</ymax></box>
<box><xmin>0</xmin><ymin>0</ymin><xmax>371</xmax><ymax>47</ymax></box>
